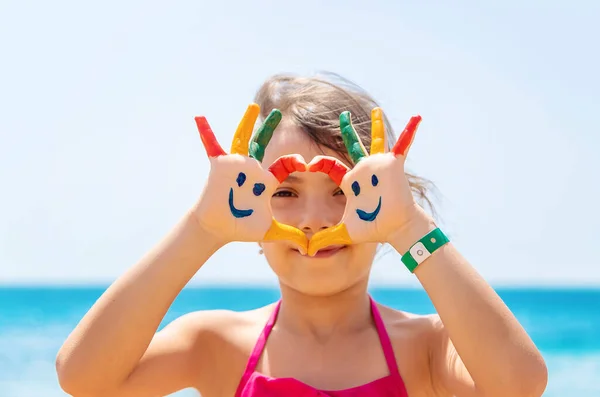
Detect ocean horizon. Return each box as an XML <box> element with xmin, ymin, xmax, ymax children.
<box><xmin>1</xmin><ymin>285</ymin><xmax>599</xmax><ymax>396</ymax></box>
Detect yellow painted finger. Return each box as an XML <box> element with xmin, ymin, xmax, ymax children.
<box><xmin>307</xmin><ymin>223</ymin><xmax>353</xmax><ymax>256</ymax></box>
<box><xmin>263</xmin><ymin>219</ymin><xmax>309</xmax><ymax>254</ymax></box>
<box><xmin>370</xmin><ymin>108</ymin><xmax>385</xmax><ymax>155</ymax></box>
<box><xmin>231</xmin><ymin>103</ymin><xmax>260</xmax><ymax>155</ymax></box>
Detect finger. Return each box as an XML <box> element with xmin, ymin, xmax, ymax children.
<box><xmin>263</xmin><ymin>219</ymin><xmax>308</xmax><ymax>255</ymax></box>
<box><xmin>307</xmin><ymin>223</ymin><xmax>353</xmax><ymax>256</ymax></box>
<box><xmin>370</xmin><ymin>108</ymin><xmax>385</xmax><ymax>155</ymax></box>
<box><xmin>230</xmin><ymin>103</ymin><xmax>261</xmax><ymax>156</ymax></box>
<box><xmin>195</xmin><ymin>116</ymin><xmax>226</xmax><ymax>157</ymax></box>
<box><xmin>268</xmin><ymin>154</ymin><xmax>307</xmax><ymax>183</ymax></box>
<box><xmin>249</xmin><ymin>109</ymin><xmax>282</xmax><ymax>162</ymax></box>
<box><xmin>340</xmin><ymin>111</ymin><xmax>368</xmax><ymax>164</ymax></box>
<box><xmin>391</xmin><ymin>115</ymin><xmax>422</xmax><ymax>158</ymax></box>
<box><xmin>307</xmin><ymin>156</ymin><xmax>349</xmax><ymax>186</ymax></box>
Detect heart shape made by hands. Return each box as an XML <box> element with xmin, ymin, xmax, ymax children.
<box><xmin>195</xmin><ymin>104</ymin><xmax>420</xmax><ymax>256</ymax></box>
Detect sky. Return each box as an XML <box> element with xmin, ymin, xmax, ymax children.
<box><xmin>0</xmin><ymin>0</ymin><xmax>598</xmax><ymax>287</ymax></box>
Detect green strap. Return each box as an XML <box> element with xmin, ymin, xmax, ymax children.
<box><xmin>401</xmin><ymin>228</ymin><xmax>449</xmax><ymax>273</ymax></box>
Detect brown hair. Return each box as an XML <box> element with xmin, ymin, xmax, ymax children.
<box><xmin>254</xmin><ymin>71</ymin><xmax>437</xmax><ymax>216</ymax></box>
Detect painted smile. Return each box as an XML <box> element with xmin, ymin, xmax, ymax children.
<box><xmin>356</xmin><ymin>196</ymin><xmax>382</xmax><ymax>222</ymax></box>
<box><xmin>228</xmin><ymin>188</ymin><xmax>254</xmax><ymax>218</ymax></box>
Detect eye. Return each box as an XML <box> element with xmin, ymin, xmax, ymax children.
<box><xmin>371</xmin><ymin>174</ymin><xmax>378</xmax><ymax>187</ymax></box>
<box><xmin>351</xmin><ymin>181</ymin><xmax>360</xmax><ymax>196</ymax></box>
<box><xmin>236</xmin><ymin>172</ymin><xmax>246</xmax><ymax>187</ymax></box>
<box><xmin>273</xmin><ymin>190</ymin><xmax>296</xmax><ymax>198</ymax></box>
<box><xmin>253</xmin><ymin>183</ymin><xmax>266</xmax><ymax>196</ymax></box>
<box><xmin>334</xmin><ymin>188</ymin><xmax>345</xmax><ymax>196</ymax></box>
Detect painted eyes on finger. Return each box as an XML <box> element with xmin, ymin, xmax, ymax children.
<box><xmin>351</xmin><ymin>174</ymin><xmax>381</xmax><ymax>222</ymax></box>
<box><xmin>228</xmin><ymin>172</ymin><xmax>266</xmax><ymax>218</ymax></box>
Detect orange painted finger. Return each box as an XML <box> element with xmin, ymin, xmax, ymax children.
<box><xmin>195</xmin><ymin>116</ymin><xmax>226</xmax><ymax>157</ymax></box>
<box><xmin>308</xmin><ymin>157</ymin><xmax>350</xmax><ymax>186</ymax></box>
<box><xmin>391</xmin><ymin>115</ymin><xmax>422</xmax><ymax>157</ymax></box>
<box><xmin>268</xmin><ymin>154</ymin><xmax>307</xmax><ymax>182</ymax></box>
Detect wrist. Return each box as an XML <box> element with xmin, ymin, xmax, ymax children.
<box><xmin>187</xmin><ymin>209</ymin><xmax>228</xmax><ymax>253</ymax></box>
<box><xmin>388</xmin><ymin>206</ymin><xmax>437</xmax><ymax>254</ymax></box>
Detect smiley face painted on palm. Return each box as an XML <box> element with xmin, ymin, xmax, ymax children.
<box><xmin>229</xmin><ymin>171</ymin><xmax>267</xmax><ymax>218</ymax></box>
<box><xmin>306</xmin><ymin>108</ymin><xmax>422</xmax><ymax>256</ymax></box>
<box><xmin>194</xmin><ymin>103</ymin><xmax>308</xmax><ymax>248</ymax></box>
<box><xmin>350</xmin><ymin>174</ymin><xmax>382</xmax><ymax>222</ymax></box>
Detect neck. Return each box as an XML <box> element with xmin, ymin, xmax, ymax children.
<box><xmin>276</xmin><ymin>280</ymin><xmax>372</xmax><ymax>341</ymax></box>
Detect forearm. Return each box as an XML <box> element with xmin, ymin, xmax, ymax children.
<box><xmin>56</xmin><ymin>210</ymin><xmax>223</xmax><ymax>392</ymax></box>
<box><xmin>390</xmin><ymin>210</ymin><xmax>547</xmax><ymax>395</ymax></box>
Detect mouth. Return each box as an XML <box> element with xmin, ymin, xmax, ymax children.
<box><xmin>294</xmin><ymin>244</ymin><xmax>347</xmax><ymax>258</ymax></box>
<box><xmin>228</xmin><ymin>188</ymin><xmax>254</xmax><ymax>218</ymax></box>
<box><xmin>356</xmin><ymin>196</ymin><xmax>382</xmax><ymax>222</ymax></box>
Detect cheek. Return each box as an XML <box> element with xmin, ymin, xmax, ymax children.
<box><xmin>270</xmin><ymin>198</ymin><xmax>302</xmax><ymax>223</ymax></box>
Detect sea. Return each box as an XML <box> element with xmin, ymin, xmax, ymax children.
<box><xmin>1</xmin><ymin>286</ymin><xmax>599</xmax><ymax>397</ymax></box>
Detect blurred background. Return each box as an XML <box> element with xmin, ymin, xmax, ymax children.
<box><xmin>1</xmin><ymin>1</ymin><xmax>598</xmax><ymax>396</ymax></box>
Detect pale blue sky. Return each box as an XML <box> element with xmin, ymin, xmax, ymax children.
<box><xmin>1</xmin><ymin>1</ymin><xmax>598</xmax><ymax>286</ymax></box>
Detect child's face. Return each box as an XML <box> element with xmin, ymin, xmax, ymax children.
<box><xmin>261</xmin><ymin>120</ymin><xmax>378</xmax><ymax>296</ymax></box>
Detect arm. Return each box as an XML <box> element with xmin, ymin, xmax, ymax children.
<box><xmin>55</xmin><ymin>104</ymin><xmax>305</xmax><ymax>397</ymax></box>
<box><xmin>389</xmin><ymin>209</ymin><xmax>548</xmax><ymax>397</ymax></box>
<box><xmin>55</xmin><ymin>211</ymin><xmax>224</xmax><ymax>396</ymax></box>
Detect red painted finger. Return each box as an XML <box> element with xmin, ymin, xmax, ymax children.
<box><xmin>195</xmin><ymin>116</ymin><xmax>226</xmax><ymax>158</ymax></box>
<box><xmin>268</xmin><ymin>154</ymin><xmax>307</xmax><ymax>182</ymax></box>
<box><xmin>391</xmin><ymin>115</ymin><xmax>422</xmax><ymax>157</ymax></box>
<box><xmin>308</xmin><ymin>157</ymin><xmax>349</xmax><ymax>186</ymax></box>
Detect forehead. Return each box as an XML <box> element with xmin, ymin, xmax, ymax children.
<box><xmin>261</xmin><ymin>120</ymin><xmax>351</xmax><ymax>167</ymax></box>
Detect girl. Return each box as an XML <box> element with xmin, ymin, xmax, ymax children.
<box><xmin>56</xmin><ymin>73</ymin><xmax>548</xmax><ymax>397</ymax></box>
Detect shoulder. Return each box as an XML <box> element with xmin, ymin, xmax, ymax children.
<box><xmin>375</xmin><ymin>302</ymin><xmax>441</xmax><ymax>341</ymax></box>
<box><xmin>161</xmin><ymin>303</ymin><xmax>276</xmax><ymax>394</ymax></box>
<box><xmin>163</xmin><ymin>303</ymin><xmax>276</xmax><ymax>340</ymax></box>
<box><xmin>374</xmin><ymin>302</ymin><xmax>442</xmax><ymax>394</ymax></box>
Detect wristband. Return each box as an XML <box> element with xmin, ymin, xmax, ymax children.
<box><xmin>401</xmin><ymin>228</ymin><xmax>449</xmax><ymax>273</ymax></box>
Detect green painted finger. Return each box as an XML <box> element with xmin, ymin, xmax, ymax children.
<box><xmin>249</xmin><ymin>109</ymin><xmax>282</xmax><ymax>162</ymax></box>
<box><xmin>340</xmin><ymin>111</ymin><xmax>368</xmax><ymax>164</ymax></box>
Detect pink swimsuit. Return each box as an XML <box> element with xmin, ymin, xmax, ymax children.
<box><xmin>234</xmin><ymin>297</ymin><xmax>409</xmax><ymax>396</ymax></box>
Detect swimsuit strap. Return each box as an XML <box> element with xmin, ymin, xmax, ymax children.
<box><xmin>235</xmin><ymin>297</ymin><xmax>404</xmax><ymax>396</ymax></box>
<box><xmin>234</xmin><ymin>300</ymin><xmax>281</xmax><ymax>397</ymax></box>
<box><xmin>369</xmin><ymin>296</ymin><xmax>402</xmax><ymax>379</ymax></box>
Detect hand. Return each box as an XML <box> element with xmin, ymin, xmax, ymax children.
<box><xmin>307</xmin><ymin>108</ymin><xmax>427</xmax><ymax>256</ymax></box>
<box><xmin>193</xmin><ymin>104</ymin><xmax>308</xmax><ymax>252</ymax></box>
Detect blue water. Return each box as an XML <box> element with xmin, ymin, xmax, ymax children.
<box><xmin>1</xmin><ymin>286</ymin><xmax>599</xmax><ymax>396</ymax></box>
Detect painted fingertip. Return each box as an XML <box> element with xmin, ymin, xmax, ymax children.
<box><xmin>262</xmin><ymin>109</ymin><xmax>283</xmax><ymax>131</ymax></box>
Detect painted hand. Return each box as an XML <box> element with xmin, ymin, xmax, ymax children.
<box><xmin>193</xmin><ymin>104</ymin><xmax>308</xmax><ymax>252</ymax></box>
<box><xmin>307</xmin><ymin>108</ymin><xmax>422</xmax><ymax>256</ymax></box>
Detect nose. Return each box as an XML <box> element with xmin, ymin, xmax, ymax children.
<box><xmin>297</xmin><ymin>197</ymin><xmax>342</xmax><ymax>239</ymax></box>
